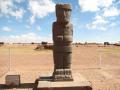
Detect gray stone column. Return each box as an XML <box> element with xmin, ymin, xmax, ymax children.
<box><xmin>52</xmin><ymin>4</ymin><xmax>73</xmax><ymax>81</ymax></box>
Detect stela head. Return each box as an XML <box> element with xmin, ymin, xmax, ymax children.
<box><xmin>56</xmin><ymin>4</ymin><xmax>72</xmax><ymax>23</ymax></box>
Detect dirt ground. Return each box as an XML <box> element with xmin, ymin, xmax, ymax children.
<box><xmin>0</xmin><ymin>44</ymin><xmax>120</xmax><ymax>90</ymax></box>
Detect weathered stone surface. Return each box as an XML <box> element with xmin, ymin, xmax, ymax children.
<box><xmin>52</xmin><ymin>69</ymin><xmax>73</xmax><ymax>81</ymax></box>
<box><xmin>56</xmin><ymin>4</ymin><xmax>72</xmax><ymax>22</ymax></box>
<box><xmin>5</xmin><ymin>75</ymin><xmax>20</xmax><ymax>86</ymax></box>
<box><xmin>37</xmin><ymin>74</ymin><xmax>92</xmax><ymax>90</ymax></box>
<box><xmin>52</xmin><ymin>3</ymin><xmax>73</xmax><ymax>81</ymax></box>
<box><xmin>53</xmin><ymin>46</ymin><xmax>72</xmax><ymax>52</ymax></box>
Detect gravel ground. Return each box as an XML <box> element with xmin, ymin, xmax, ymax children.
<box><xmin>0</xmin><ymin>45</ymin><xmax>120</xmax><ymax>90</ymax></box>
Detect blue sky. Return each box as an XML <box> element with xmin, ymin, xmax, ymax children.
<box><xmin>0</xmin><ymin>0</ymin><xmax>120</xmax><ymax>43</ymax></box>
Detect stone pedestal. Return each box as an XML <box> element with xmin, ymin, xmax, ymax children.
<box><xmin>37</xmin><ymin>74</ymin><xmax>92</xmax><ymax>90</ymax></box>
<box><xmin>52</xmin><ymin>69</ymin><xmax>73</xmax><ymax>81</ymax></box>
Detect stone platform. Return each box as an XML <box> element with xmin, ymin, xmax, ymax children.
<box><xmin>37</xmin><ymin>73</ymin><xmax>92</xmax><ymax>90</ymax></box>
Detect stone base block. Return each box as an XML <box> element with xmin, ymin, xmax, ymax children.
<box><xmin>5</xmin><ymin>75</ymin><xmax>20</xmax><ymax>86</ymax></box>
<box><xmin>52</xmin><ymin>69</ymin><xmax>73</xmax><ymax>81</ymax></box>
<box><xmin>37</xmin><ymin>73</ymin><xmax>92</xmax><ymax>90</ymax></box>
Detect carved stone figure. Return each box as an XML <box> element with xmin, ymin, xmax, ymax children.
<box><xmin>52</xmin><ymin>4</ymin><xmax>73</xmax><ymax>81</ymax></box>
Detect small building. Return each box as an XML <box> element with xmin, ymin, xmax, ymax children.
<box><xmin>41</xmin><ymin>41</ymin><xmax>48</xmax><ymax>45</ymax></box>
<box><xmin>0</xmin><ymin>42</ymin><xmax>4</xmax><ymax>46</ymax></box>
<box><xmin>104</xmin><ymin>42</ymin><xmax>110</xmax><ymax>46</ymax></box>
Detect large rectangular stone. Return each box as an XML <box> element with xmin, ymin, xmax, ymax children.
<box><xmin>5</xmin><ymin>75</ymin><xmax>20</xmax><ymax>86</ymax></box>
<box><xmin>37</xmin><ymin>73</ymin><xmax>92</xmax><ymax>90</ymax></box>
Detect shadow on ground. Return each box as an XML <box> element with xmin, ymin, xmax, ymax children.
<box><xmin>0</xmin><ymin>82</ymin><xmax>37</xmax><ymax>90</ymax></box>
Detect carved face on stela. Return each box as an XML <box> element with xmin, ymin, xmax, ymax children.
<box><xmin>56</xmin><ymin>4</ymin><xmax>72</xmax><ymax>23</ymax></box>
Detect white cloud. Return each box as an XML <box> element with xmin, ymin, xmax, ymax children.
<box><xmin>0</xmin><ymin>0</ymin><xmax>25</xmax><ymax>20</ymax></box>
<box><xmin>0</xmin><ymin>0</ymin><xmax>13</xmax><ymax>15</ymax></box>
<box><xmin>94</xmin><ymin>15</ymin><xmax>108</xmax><ymax>24</ymax></box>
<box><xmin>78</xmin><ymin>0</ymin><xmax>99</xmax><ymax>12</ymax></box>
<box><xmin>110</xmin><ymin>22</ymin><xmax>116</xmax><ymax>27</ymax></box>
<box><xmin>30</xmin><ymin>15</ymin><xmax>35</xmax><ymax>24</ymax></box>
<box><xmin>0</xmin><ymin>33</ymin><xmax>52</xmax><ymax>43</ymax></box>
<box><xmin>2</xmin><ymin>26</ymin><xmax>12</xmax><ymax>32</ymax></box>
<box><xmin>10</xmin><ymin>8</ymin><xmax>25</xmax><ymax>19</ymax></box>
<box><xmin>103</xmin><ymin>7</ymin><xmax>120</xmax><ymax>17</ymax></box>
<box><xmin>15</xmin><ymin>0</ymin><xmax>24</xmax><ymax>3</ymax></box>
<box><xmin>99</xmin><ymin>0</ymin><xmax>113</xmax><ymax>7</ymax></box>
<box><xmin>78</xmin><ymin>0</ymin><xmax>113</xmax><ymax>12</ymax></box>
<box><xmin>36</xmin><ymin>26</ymin><xmax>41</xmax><ymax>31</ymax></box>
<box><xmin>28</xmin><ymin>0</ymin><xmax>55</xmax><ymax>24</ymax></box>
<box><xmin>87</xmin><ymin>15</ymin><xmax>108</xmax><ymax>31</ymax></box>
<box><xmin>78</xmin><ymin>0</ymin><xmax>120</xmax><ymax>31</ymax></box>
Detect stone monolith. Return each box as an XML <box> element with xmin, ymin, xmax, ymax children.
<box><xmin>52</xmin><ymin>4</ymin><xmax>73</xmax><ymax>81</ymax></box>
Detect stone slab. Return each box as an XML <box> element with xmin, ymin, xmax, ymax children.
<box><xmin>37</xmin><ymin>73</ymin><xmax>92</xmax><ymax>90</ymax></box>
<box><xmin>5</xmin><ymin>75</ymin><xmax>20</xmax><ymax>86</ymax></box>
<box><xmin>0</xmin><ymin>89</ymin><xmax>32</xmax><ymax>90</ymax></box>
